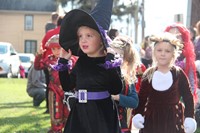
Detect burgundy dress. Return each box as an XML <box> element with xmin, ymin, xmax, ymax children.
<box><xmin>135</xmin><ymin>66</ymin><xmax>194</xmax><ymax>133</ymax></box>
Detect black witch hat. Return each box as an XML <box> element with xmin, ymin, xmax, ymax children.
<box><xmin>59</xmin><ymin>0</ymin><xmax>113</xmax><ymax>56</ymax></box>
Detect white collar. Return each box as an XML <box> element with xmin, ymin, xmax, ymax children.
<box><xmin>152</xmin><ymin>70</ymin><xmax>173</xmax><ymax>91</ymax></box>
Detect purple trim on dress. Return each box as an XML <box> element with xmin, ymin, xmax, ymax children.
<box><xmin>99</xmin><ymin>58</ymin><xmax>122</xmax><ymax>69</ymax></box>
<box><xmin>51</xmin><ymin>60</ymin><xmax>72</xmax><ymax>71</ymax></box>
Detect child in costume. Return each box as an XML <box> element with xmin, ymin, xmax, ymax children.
<box><xmin>34</xmin><ymin>34</ymin><xmax>70</xmax><ymax>133</ymax></box>
<box><xmin>135</xmin><ymin>63</ymin><xmax>146</xmax><ymax>93</ymax></box>
<box><xmin>41</xmin><ymin>16</ymin><xmax>63</xmax><ymax>114</ymax></box>
<box><xmin>110</xmin><ymin>35</ymin><xmax>139</xmax><ymax>133</ymax></box>
<box><xmin>55</xmin><ymin>0</ymin><xmax>123</xmax><ymax>133</ymax></box>
<box><xmin>132</xmin><ymin>32</ymin><xmax>197</xmax><ymax>133</ymax></box>
<box><xmin>164</xmin><ymin>23</ymin><xmax>198</xmax><ymax>102</ymax></box>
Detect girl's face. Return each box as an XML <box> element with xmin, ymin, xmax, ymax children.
<box><xmin>77</xmin><ymin>26</ymin><xmax>104</xmax><ymax>57</ymax></box>
<box><xmin>51</xmin><ymin>47</ymin><xmax>61</xmax><ymax>58</ymax></box>
<box><xmin>154</xmin><ymin>42</ymin><xmax>174</xmax><ymax>67</ymax></box>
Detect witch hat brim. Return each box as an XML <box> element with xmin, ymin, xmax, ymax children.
<box><xmin>59</xmin><ymin>9</ymin><xmax>101</xmax><ymax>55</ymax></box>
<box><xmin>59</xmin><ymin>0</ymin><xmax>113</xmax><ymax>56</ymax></box>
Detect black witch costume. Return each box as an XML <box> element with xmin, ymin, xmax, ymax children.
<box><xmin>54</xmin><ymin>0</ymin><xmax>123</xmax><ymax>133</ymax></box>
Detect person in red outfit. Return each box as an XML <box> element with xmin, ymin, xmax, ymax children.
<box><xmin>41</xmin><ymin>16</ymin><xmax>63</xmax><ymax>114</ymax></box>
<box><xmin>34</xmin><ymin>34</ymin><xmax>72</xmax><ymax>133</ymax></box>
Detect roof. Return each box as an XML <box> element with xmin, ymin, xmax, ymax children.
<box><xmin>0</xmin><ymin>0</ymin><xmax>57</xmax><ymax>12</ymax></box>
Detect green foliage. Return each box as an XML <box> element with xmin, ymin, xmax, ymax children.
<box><xmin>0</xmin><ymin>78</ymin><xmax>50</xmax><ymax>133</ymax></box>
<box><xmin>112</xmin><ymin>0</ymin><xmax>138</xmax><ymax>17</ymax></box>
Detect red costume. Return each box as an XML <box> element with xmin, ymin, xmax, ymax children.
<box><xmin>34</xmin><ymin>54</ymin><xmax>69</xmax><ymax>132</ymax></box>
<box><xmin>34</xmin><ymin>34</ymin><xmax>78</xmax><ymax>132</ymax></box>
<box><xmin>135</xmin><ymin>64</ymin><xmax>146</xmax><ymax>92</ymax></box>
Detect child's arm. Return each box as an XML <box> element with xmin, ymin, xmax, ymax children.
<box><xmin>134</xmin><ymin>78</ymin><xmax>149</xmax><ymax>115</ymax></box>
<box><xmin>34</xmin><ymin>47</ymin><xmax>47</xmax><ymax>70</ymax></box>
<box><xmin>34</xmin><ymin>53</ymin><xmax>46</xmax><ymax>70</ymax></box>
<box><xmin>58</xmin><ymin>58</ymin><xmax>76</xmax><ymax>91</ymax></box>
<box><xmin>132</xmin><ymin>76</ymin><xmax>148</xmax><ymax>130</ymax></box>
<box><xmin>118</xmin><ymin>84</ymin><xmax>139</xmax><ymax>108</ymax></box>
<box><xmin>179</xmin><ymin>69</ymin><xmax>194</xmax><ymax>118</ymax></box>
<box><xmin>179</xmin><ymin>69</ymin><xmax>197</xmax><ymax>133</ymax></box>
<box><xmin>97</xmin><ymin>46</ymin><xmax>122</xmax><ymax>70</ymax></box>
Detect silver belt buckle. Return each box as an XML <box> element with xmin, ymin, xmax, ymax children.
<box><xmin>78</xmin><ymin>90</ymin><xmax>87</xmax><ymax>103</ymax></box>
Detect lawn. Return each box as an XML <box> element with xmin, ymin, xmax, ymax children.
<box><xmin>0</xmin><ymin>78</ymin><xmax>50</xmax><ymax>133</ymax></box>
<box><xmin>0</xmin><ymin>78</ymin><xmax>200</xmax><ymax>133</ymax></box>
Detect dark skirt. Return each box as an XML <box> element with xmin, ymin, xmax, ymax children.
<box><xmin>63</xmin><ymin>98</ymin><xmax>121</xmax><ymax>133</ymax></box>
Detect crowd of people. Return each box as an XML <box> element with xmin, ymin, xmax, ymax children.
<box><xmin>24</xmin><ymin>0</ymin><xmax>200</xmax><ymax>133</ymax></box>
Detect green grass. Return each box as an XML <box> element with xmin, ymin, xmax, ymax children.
<box><xmin>0</xmin><ymin>78</ymin><xmax>50</xmax><ymax>133</ymax></box>
<box><xmin>1</xmin><ymin>78</ymin><xmax>200</xmax><ymax>133</ymax></box>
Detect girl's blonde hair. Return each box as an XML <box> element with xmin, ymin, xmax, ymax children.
<box><xmin>143</xmin><ymin>32</ymin><xmax>183</xmax><ymax>82</ymax></box>
<box><xmin>110</xmin><ymin>35</ymin><xmax>141</xmax><ymax>84</ymax></box>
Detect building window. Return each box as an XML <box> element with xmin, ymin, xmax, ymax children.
<box><xmin>24</xmin><ymin>40</ymin><xmax>37</xmax><ymax>54</ymax></box>
<box><xmin>25</xmin><ymin>15</ymin><xmax>33</xmax><ymax>30</ymax></box>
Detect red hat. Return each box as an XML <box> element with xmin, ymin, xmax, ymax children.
<box><xmin>45</xmin><ymin>34</ymin><xmax>60</xmax><ymax>48</ymax></box>
<box><xmin>165</xmin><ymin>23</ymin><xmax>198</xmax><ymax>102</ymax></box>
<box><xmin>164</xmin><ymin>23</ymin><xmax>196</xmax><ymax>75</ymax></box>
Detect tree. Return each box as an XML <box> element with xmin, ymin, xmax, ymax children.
<box><xmin>56</xmin><ymin>0</ymin><xmax>137</xmax><ymax>20</ymax></box>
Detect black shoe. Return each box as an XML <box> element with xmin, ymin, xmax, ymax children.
<box><xmin>43</xmin><ymin>109</ymin><xmax>49</xmax><ymax>114</ymax></box>
<box><xmin>33</xmin><ymin>105</ymin><xmax>40</xmax><ymax>107</ymax></box>
<box><xmin>33</xmin><ymin>102</ymin><xmax>40</xmax><ymax>107</ymax></box>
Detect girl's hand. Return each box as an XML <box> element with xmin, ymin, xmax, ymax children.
<box><xmin>132</xmin><ymin>114</ymin><xmax>145</xmax><ymax>129</ymax></box>
<box><xmin>37</xmin><ymin>47</ymin><xmax>46</xmax><ymax>55</ymax></box>
<box><xmin>60</xmin><ymin>48</ymin><xmax>72</xmax><ymax>60</ymax></box>
<box><xmin>184</xmin><ymin>117</ymin><xmax>197</xmax><ymax>133</ymax></box>
<box><xmin>111</xmin><ymin>94</ymin><xmax>120</xmax><ymax>101</ymax></box>
<box><xmin>107</xmin><ymin>47</ymin><xmax>115</xmax><ymax>55</ymax></box>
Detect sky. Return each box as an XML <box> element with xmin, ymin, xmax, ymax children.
<box><xmin>63</xmin><ymin>0</ymin><xmax>189</xmax><ymax>43</ymax></box>
<box><xmin>111</xmin><ymin>0</ymin><xmax>188</xmax><ymax>43</ymax></box>
<box><xmin>144</xmin><ymin>0</ymin><xmax>188</xmax><ymax>36</ymax></box>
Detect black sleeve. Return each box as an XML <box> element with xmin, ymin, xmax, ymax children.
<box><xmin>108</xmin><ymin>67</ymin><xmax>122</xmax><ymax>94</ymax></box>
<box><xmin>105</xmin><ymin>53</ymin><xmax>115</xmax><ymax>61</ymax></box>
<box><xmin>105</xmin><ymin>53</ymin><xmax>123</xmax><ymax>94</ymax></box>
<box><xmin>58</xmin><ymin>58</ymin><xmax>76</xmax><ymax>91</ymax></box>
